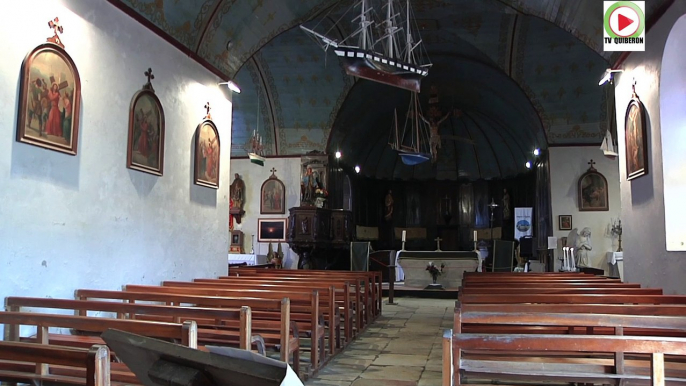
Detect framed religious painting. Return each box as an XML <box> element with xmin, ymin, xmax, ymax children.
<box><xmin>257</xmin><ymin>218</ymin><xmax>287</xmax><ymax>242</ymax></box>
<box><xmin>127</xmin><ymin>68</ymin><xmax>165</xmax><ymax>175</ymax></box>
<box><xmin>578</xmin><ymin>160</ymin><xmax>609</xmax><ymax>212</ymax></box>
<box><xmin>17</xmin><ymin>18</ymin><xmax>81</xmax><ymax>155</ymax></box>
<box><xmin>260</xmin><ymin>168</ymin><xmax>286</xmax><ymax>214</ymax></box>
<box><xmin>624</xmin><ymin>86</ymin><xmax>648</xmax><ymax>180</ymax></box>
<box><xmin>193</xmin><ymin>103</ymin><xmax>220</xmax><ymax>189</ymax></box>
<box><xmin>558</xmin><ymin>215</ymin><xmax>572</xmax><ymax>231</ymax></box>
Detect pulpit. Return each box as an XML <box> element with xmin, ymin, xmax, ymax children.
<box><xmin>287</xmin><ymin>207</ymin><xmax>353</xmax><ymax>269</ymax></box>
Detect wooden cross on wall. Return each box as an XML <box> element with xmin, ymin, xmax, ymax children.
<box><xmin>435</xmin><ymin>237</ymin><xmax>443</xmax><ymax>251</ymax></box>
<box><xmin>144</xmin><ymin>68</ymin><xmax>155</xmax><ymax>90</ymax></box>
<box><xmin>204</xmin><ymin>102</ymin><xmax>211</xmax><ymax>120</ymax></box>
<box><xmin>47</xmin><ymin>17</ymin><xmax>65</xmax><ymax>48</ymax></box>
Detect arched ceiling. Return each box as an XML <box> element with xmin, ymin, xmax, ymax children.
<box><xmin>110</xmin><ymin>0</ymin><xmax>671</xmax><ymax>179</ymax></box>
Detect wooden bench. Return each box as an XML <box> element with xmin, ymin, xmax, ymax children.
<box><xmin>118</xmin><ymin>285</ymin><xmax>324</xmax><ymax>371</ymax></box>
<box><xmin>0</xmin><ymin>341</ymin><xmax>109</xmax><ymax>386</ymax></box>
<box><xmin>228</xmin><ymin>268</ymin><xmax>382</xmax><ymax>322</ymax></box>
<box><xmin>447</xmin><ymin>309</ymin><xmax>686</xmax><ymax>385</ymax></box>
<box><xmin>189</xmin><ymin>278</ymin><xmax>352</xmax><ymax>347</ymax></box>
<box><xmin>73</xmin><ymin>289</ymin><xmax>299</xmax><ymax>373</ymax></box>
<box><xmin>458</xmin><ymin>293</ymin><xmax>686</xmax><ymax>305</ymax></box>
<box><xmin>446</xmin><ymin>330</ymin><xmax>686</xmax><ymax>385</ymax></box>
<box><xmin>459</xmin><ymin>286</ymin><xmax>664</xmax><ymax>295</ymax></box>
<box><xmin>5</xmin><ymin>297</ymin><xmax>254</xmax><ymax>351</ymax></box>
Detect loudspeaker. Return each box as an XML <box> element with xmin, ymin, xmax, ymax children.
<box><xmin>519</xmin><ymin>236</ymin><xmax>537</xmax><ymax>258</ymax></box>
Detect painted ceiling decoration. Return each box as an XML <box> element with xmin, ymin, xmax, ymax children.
<box><xmin>109</xmin><ymin>0</ymin><xmax>671</xmax><ymax>180</ymax></box>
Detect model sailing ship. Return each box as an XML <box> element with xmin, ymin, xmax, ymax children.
<box><xmin>300</xmin><ymin>0</ymin><xmax>431</xmax><ymax>92</ymax></box>
<box><xmin>388</xmin><ymin>92</ymin><xmax>432</xmax><ymax>165</ymax></box>
<box><xmin>600</xmin><ymin>129</ymin><xmax>618</xmax><ymax>159</ymax></box>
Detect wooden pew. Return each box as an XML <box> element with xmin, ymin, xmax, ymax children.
<box><xmin>118</xmin><ymin>285</ymin><xmax>324</xmax><ymax>371</ymax></box>
<box><xmin>73</xmin><ymin>289</ymin><xmax>298</xmax><ymax>373</ymax></box>
<box><xmin>0</xmin><ymin>341</ymin><xmax>109</xmax><ymax>386</ymax></box>
<box><xmin>458</xmin><ymin>293</ymin><xmax>686</xmax><ymax>305</ymax></box>
<box><xmin>190</xmin><ymin>278</ymin><xmax>353</xmax><ymax>346</ymax></box>
<box><xmin>446</xmin><ymin>330</ymin><xmax>686</xmax><ymax>386</ymax></box>
<box><xmin>5</xmin><ymin>297</ymin><xmax>253</xmax><ymax>351</ymax></box>
<box><xmin>459</xmin><ymin>287</ymin><xmax>663</xmax><ymax>295</ymax></box>
<box><xmin>229</xmin><ymin>268</ymin><xmax>382</xmax><ymax>322</ymax></box>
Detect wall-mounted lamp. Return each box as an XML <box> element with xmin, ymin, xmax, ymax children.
<box><xmin>354</xmin><ymin>165</ymin><xmax>361</xmax><ymax>174</ymax></box>
<box><xmin>533</xmin><ymin>148</ymin><xmax>540</xmax><ymax>156</ymax></box>
<box><xmin>598</xmin><ymin>68</ymin><xmax>624</xmax><ymax>86</ymax></box>
<box><xmin>218</xmin><ymin>80</ymin><xmax>241</xmax><ymax>93</ymax></box>
<box><xmin>525</xmin><ymin>161</ymin><xmax>532</xmax><ymax>169</ymax></box>
<box><xmin>335</xmin><ymin>151</ymin><xmax>342</xmax><ymax>159</ymax></box>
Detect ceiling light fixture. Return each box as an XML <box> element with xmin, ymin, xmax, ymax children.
<box><xmin>354</xmin><ymin>165</ymin><xmax>361</xmax><ymax>174</ymax></box>
<box><xmin>533</xmin><ymin>148</ymin><xmax>540</xmax><ymax>156</ymax></box>
<box><xmin>525</xmin><ymin>161</ymin><xmax>532</xmax><ymax>169</ymax></box>
<box><xmin>218</xmin><ymin>80</ymin><xmax>241</xmax><ymax>94</ymax></box>
<box><xmin>598</xmin><ymin>68</ymin><xmax>623</xmax><ymax>86</ymax></box>
<box><xmin>335</xmin><ymin>151</ymin><xmax>342</xmax><ymax>159</ymax></box>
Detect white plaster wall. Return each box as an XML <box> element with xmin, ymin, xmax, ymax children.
<box><xmin>613</xmin><ymin>1</ymin><xmax>686</xmax><ymax>294</ymax></box>
<box><xmin>0</xmin><ymin>0</ymin><xmax>232</xmax><ymax>313</ymax></box>
<box><xmin>230</xmin><ymin>158</ymin><xmax>301</xmax><ymax>269</ymax></box>
<box><xmin>549</xmin><ymin>147</ymin><xmax>621</xmax><ymax>272</ymax></box>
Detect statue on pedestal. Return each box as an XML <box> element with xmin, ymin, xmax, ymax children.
<box><xmin>384</xmin><ymin>190</ymin><xmax>394</xmax><ymax>221</ymax></box>
<box><xmin>229</xmin><ymin>173</ymin><xmax>246</xmax><ymax>223</ymax></box>
<box><xmin>576</xmin><ymin>227</ymin><xmax>592</xmax><ymax>267</ymax></box>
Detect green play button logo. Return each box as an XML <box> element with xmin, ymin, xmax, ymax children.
<box><xmin>603</xmin><ymin>1</ymin><xmax>645</xmax><ymax>52</ymax></box>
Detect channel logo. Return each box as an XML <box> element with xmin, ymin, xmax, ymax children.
<box><xmin>603</xmin><ymin>1</ymin><xmax>645</xmax><ymax>51</ymax></box>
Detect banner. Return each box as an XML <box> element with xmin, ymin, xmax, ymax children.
<box><xmin>514</xmin><ymin>207</ymin><xmax>533</xmax><ymax>241</ymax></box>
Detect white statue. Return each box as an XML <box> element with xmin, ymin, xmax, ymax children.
<box><xmin>575</xmin><ymin>227</ymin><xmax>592</xmax><ymax>267</ymax></box>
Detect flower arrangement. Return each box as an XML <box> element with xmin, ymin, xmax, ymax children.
<box><xmin>426</xmin><ymin>262</ymin><xmax>445</xmax><ymax>283</ymax></box>
<box><xmin>315</xmin><ymin>188</ymin><xmax>328</xmax><ymax>198</ymax></box>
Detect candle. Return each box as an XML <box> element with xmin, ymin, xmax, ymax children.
<box><xmin>402</xmin><ymin>230</ymin><xmax>406</xmax><ymax>242</ymax></box>
<box><xmin>473</xmin><ymin>230</ymin><xmax>477</xmax><ymax>241</ymax></box>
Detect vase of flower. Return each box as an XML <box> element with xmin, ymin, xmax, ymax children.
<box><xmin>425</xmin><ymin>262</ymin><xmax>445</xmax><ymax>289</ymax></box>
<box><xmin>314</xmin><ymin>188</ymin><xmax>328</xmax><ymax>208</ymax></box>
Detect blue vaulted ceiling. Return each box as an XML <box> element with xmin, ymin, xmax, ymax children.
<box><xmin>109</xmin><ymin>0</ymin><xmax>671</xmax><ymax>180</ymax></box>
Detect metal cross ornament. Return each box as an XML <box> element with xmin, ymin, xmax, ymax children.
<box><xmin>434</xmin><ymin>237</ymin><xmax>443</xmax><ymax>251</ymax></box>
<box><xmin>47</xmin><ymin>17</ymin><xmax>65</xmax><ymax>48</ymax></box>
<box><xmin>143</xmin><ymin>68</ymin><xmax>155</xmax><ymax>90</ymax></box>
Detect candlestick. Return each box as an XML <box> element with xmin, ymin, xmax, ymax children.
<box><xmin>402</xmin><ymin>230</ymin><xmax>406</xmax><ymax>243</ymax></box>
<box><xmin>473</xmin><ymin>230</ymin><xmax>477</xmax><ymax>241</ymax></box>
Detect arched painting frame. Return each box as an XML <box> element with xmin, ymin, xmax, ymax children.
<box><xmin>194</xmin><ymin>119</ymin><xmax>220</xmax><ymax>189</ymax></box>
<box><xmin>127</xmin><ymin>76</ymin><xmax>165</xmax><ymax>176</ymax></box>
<box><xmin>17</xmin><ymin>42</ymin><xmax>81</xmax><ymax>155</ymax></box>
<box><xmin>260</xmin><ymin>168</ymin><xmax>286</xmax><ymax>214</ymax></box>
<box><xmin>578</xmin><ymin>162</ymin><xmax>609</xmax><ymax>212</ymax></box>
<box><xmin>624</xmin><ymin>89</ymin><xmax>648</xmax><ymax>181</ymax></box>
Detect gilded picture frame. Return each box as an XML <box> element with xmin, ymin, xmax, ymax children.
<box><xmin>194</xmin><ymin>119</ymin><xmax>220</xmax><ymax>189</ymax></box>
<box><xmin>624</xmin><ymin>90</ymin><xmax>648</xmax><ymax>180</ymax></box>
<box><xmin>17</xmin><ymin>42</ymin><xmax>81</xmax><ymax>155</ymax></box>
<box><xmin>127</xmin><ymin>69</ymin><xmax>165</xmax><ymax>176</ymax></box>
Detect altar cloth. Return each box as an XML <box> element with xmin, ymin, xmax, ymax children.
<box><xmin>397</xmin><ymin>250</ymin><xmax>478</xmax><ymax>288</ymax></box>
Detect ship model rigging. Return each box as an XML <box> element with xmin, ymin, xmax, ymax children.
<box><xmin>300</xmin><ymin>0</ymin><xmax>432</xmax><ymax>92</ymax></box>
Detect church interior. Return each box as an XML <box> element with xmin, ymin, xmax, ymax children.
<box><xmin>1</xmin><ymin>0</ymin><xmax>686</xmax><ymax>385</ymax></box>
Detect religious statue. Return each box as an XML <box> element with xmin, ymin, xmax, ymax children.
<box><xmin>384</xmin><ymin>190</ymin><xmax>394</xmax><ymax>221</ymax></box>
<box><xmin>301</xmin><ymin>166</ymin><xmax>319</xmax><ymax>205</ymax></box>
<box><xmin>229</xmin><ymin>173</ymin><xmax>245</xmax><ymax>211</ymax></box>
<box><xmin>575</xmin><ymin>227</ymin><xmax>592</xmax><ymax>267</ymax></box>
<box><xmin>502</xmin><ymin>189</ymin><xmax>511</xmax><ymax>220</ymax></box>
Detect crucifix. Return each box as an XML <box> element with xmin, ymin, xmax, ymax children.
<box><xmin>47</xmin><ymin>17</ymin><xmax>65</xmax><ymax>48</ymax></box>
<box><xmin>204</xmin><ymin>102</ymin><xmax>211</xmax><ymax>120</ymax></box>
<box><xmin>143</xmin><ymin>68</ymin><xmax>155</xmax><ymax>90</ymax></box>
<box><xmin>588</xmin><ymin>159</ymin><xmax>596</xmax><ymax>171</ymax></box>
<box><xmin>434</xmin><ymin>237</ymin><xmax>443</xmax><ymax>251</ymax></box>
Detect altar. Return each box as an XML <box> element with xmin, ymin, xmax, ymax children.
<box><xmin>397</xmin><ymin>250</ymin><xmax>478</xmax><ymax>288</ymax></box>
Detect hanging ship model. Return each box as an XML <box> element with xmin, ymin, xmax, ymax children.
<box><xmin>388</xmin><ymin>91</ymin><xmax>432</xmax><ymax>165</ymax></box>
<box><xmin>300</xmin><ymin>0</ymin><xmax>432</xmax><ymax>92</ymax></box>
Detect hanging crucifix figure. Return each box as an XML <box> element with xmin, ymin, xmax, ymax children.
<box><xmin>420</xmin><ymin>111</ymin><xmax>450</xmax><ymax>163</ymax></box>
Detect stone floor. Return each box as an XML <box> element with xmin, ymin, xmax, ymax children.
<box><xmin>304</xmin><ymin>297</ymin><xmax>453</xmax><ymax>386</ymax></box>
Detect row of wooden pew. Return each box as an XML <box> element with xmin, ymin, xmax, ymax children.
<box><xmin>442</xmin><ymin>272</ymin><xmax>686</xmax><ymax>386</ymax></box>
<box><xmin>0</xmin><ymin>267</ymin><xmax>382</xmax><ymax>385</ymax></box>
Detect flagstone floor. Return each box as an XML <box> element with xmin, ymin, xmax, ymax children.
<box><xmin>304</xmin><ymin>297</ymin><xmax>454</xmax><ymax>386</ymax></box>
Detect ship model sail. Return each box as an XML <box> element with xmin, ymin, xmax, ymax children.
<box><xmin>300</xmin><ymin>0</ymin><xmax>431</xmax><ymax>92</ymax></box>
<box><xmin>389</xmin><ymin>91</ymin><xmax>431</xmax><ymax>165</ymax></box>
<box><xmin>600</xmin><ymin>129</ymin><xmax>618</xmax><ymax>159</ymax></box>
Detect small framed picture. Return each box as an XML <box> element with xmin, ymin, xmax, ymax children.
<box><xmin>258</xmin><ymin>218</ymin><xmax>287</xmax><ymax>242</ymax></box>
<box><xmin>559</xmin><ymin>215</ymin><xmax>572</xmax><ymax>231</ymax></box>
